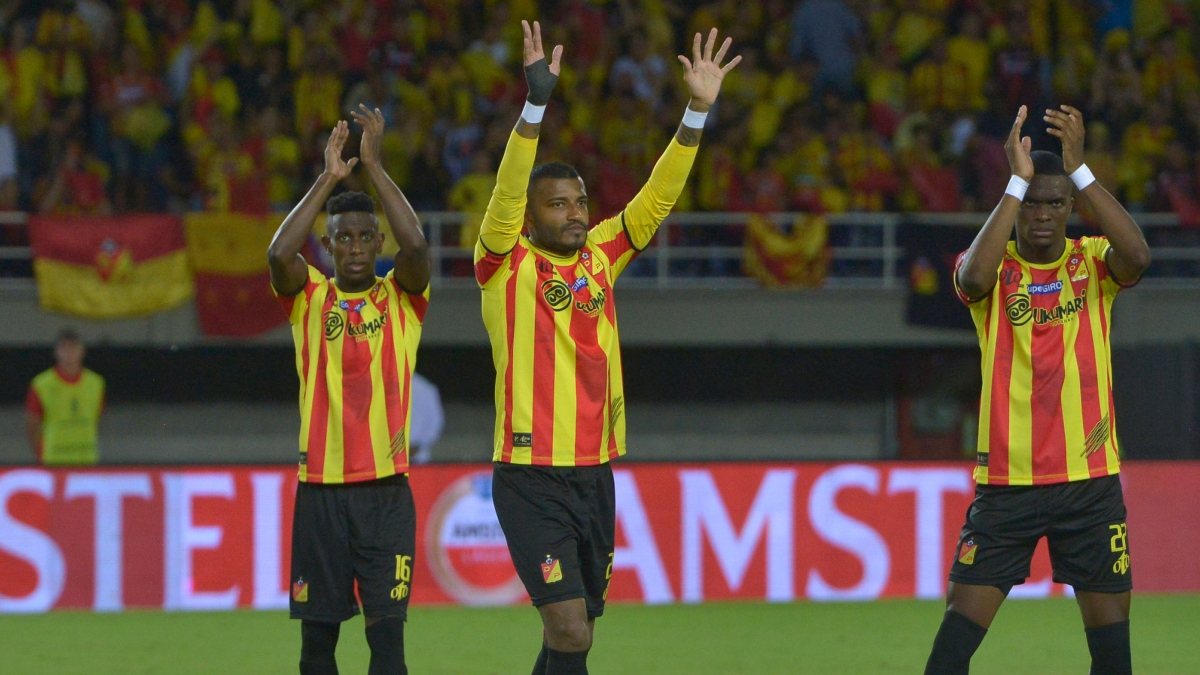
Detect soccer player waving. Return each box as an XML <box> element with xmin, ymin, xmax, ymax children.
<box><xmin>924</xmin><ymin>105</ymin><xmax>1150</xmax><ymax>674</ymax></box>
<box><xmin>475</xmin><ymin>21</ymin><xmax>739</xmax><ymax>675</ymax></box>
<box><xmin>268</xmin><ymin>107</ymin><xmax>430</xmax><ymax>675</ymax></box>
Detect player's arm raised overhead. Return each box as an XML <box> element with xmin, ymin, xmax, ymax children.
<box><xmin>477</xmin><ymin>20</ymin><xmax>563</xmax><ymax>257</ymax></box>
<box><xmin>620</xmin><ymin>28</ymin><xmax>741</xmax><ymax>249</ymax></box>
<box><xmin>956</xmin><ymin>106</ymin><xmax>1035</xmax><ymax>301</ymax></box>
<box><xmin>267</xmin><ymin>121</ymin><xmax>358</xmax><ymax>295</ymax></box>
<box><xmin>352</xmin><ymin>104</ymin><xmax>430</xmax><ymax>293</ymax></box>
<box><xmin>1046</xmin><ymin>104</ymin><xmax>1151</xmax><ymax>283</ymax></box>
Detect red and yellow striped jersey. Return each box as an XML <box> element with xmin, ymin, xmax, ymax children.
<box><xmin>275</xmin><ymin>265</ymin><xmax>429</xmax><ymax>483</ymax></box>
<box><xmin>955</xmin><ymin>237</ymin><xmax>1136</xmax><ymax>485</ymax></box>
<box><xmin>475</xmin><ymin>131</ymin><xmax>697</xmax><ymax>466</ymax></box>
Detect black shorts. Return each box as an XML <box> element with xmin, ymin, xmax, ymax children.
<box><xmin>949</xmin><ymin>474</ymin><xmax>1132</xmax><ymax>594</ymax></box>
<box><xmin>289</xmin><ymin>474</ymin><xmax>416</xmax><ymax>623</ymax></box>
<box><xmin>491</xmin><ymin>462</ymin><xmax>616</xmax><ymax>619</ymax></box>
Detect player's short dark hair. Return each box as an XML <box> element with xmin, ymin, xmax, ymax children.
<box><xmin>56</xmin><ymin>328</ymin><xmax>80</xmax><ymax>344</ymax></box>
<box><xmin>326</xmin><ymin>191</ymin><xmax>376</xmax><ymax>216</ymax></box>
<box><xmin>1031</xmin><ymin>151</ymin><xmax>1068</xmax><ymax>177</ymax></box>
<box><xmin>529</xmin><ymin>162</ymin><xmax>581</xmax><ymax>188</ymax></box>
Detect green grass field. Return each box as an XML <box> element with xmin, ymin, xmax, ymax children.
<box><xmin>2</xmin><ymin>596</ymin><xmax>1197</xmax><ymax>674</ymax></box>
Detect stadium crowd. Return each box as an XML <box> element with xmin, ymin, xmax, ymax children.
<box><xmin>2</xmin><ymin>0</ymin><xmax>1200</xmax><ymax>228</ymax></box>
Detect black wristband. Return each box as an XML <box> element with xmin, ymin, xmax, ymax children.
<box><xmin>524</xmin><ymin>58</ymin><xmax>557</xmax><ymax>105</ymax></box>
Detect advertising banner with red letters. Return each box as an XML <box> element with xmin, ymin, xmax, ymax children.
<box><xmin>1</xmin><ymin>462</ymin><xmax>1197</xmax><ymax>613</ymax></box>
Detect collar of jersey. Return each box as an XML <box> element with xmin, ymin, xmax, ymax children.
<box><xmin>527</xmin><ymin>240</ymin><xmax>579</xmax><ymax>264</ymax></box>
<box><xmin>1008</xmin><ymin>239</ymin><xmax>1071</xmax><ymax>270</ymax></box>
<box><xmin>332</xmin><ymin>280</ymin><xmax>378</xmax><ymax>299</ymax></box>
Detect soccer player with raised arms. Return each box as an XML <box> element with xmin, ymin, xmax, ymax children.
<box><xmin>923</xmin><ymin>105</ymin><xmax>1151</xmax><ymax>674</ymax></box>
<box><xmin>475</xmin><ymin>20</ymin><xmax>739</xmax><ymax>675</ymax></box>
<box><xmin>267</xmin><ymin>106</ymin><xmax>429</xmax><ymax>675</ymax></box>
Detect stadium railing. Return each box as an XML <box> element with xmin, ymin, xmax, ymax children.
<box><xmin>1</xmin><ymin>211</ymin><xmax>1196</xmax><ymax>291</ymax></box>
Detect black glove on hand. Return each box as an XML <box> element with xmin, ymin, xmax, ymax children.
<box><xmin>524</xmin><ymin>58</ymin><xmax>558</xmax><ymax>106</ymax></box>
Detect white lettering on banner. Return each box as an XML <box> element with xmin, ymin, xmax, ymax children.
<box><xmin>887</xmin><ymin>468</ymin><xmax>972</xmax><ymax>599</ymax></box>
<box><xmin>251</xmin><ymin>473</ymin><xmax>289</xmax><ymax>610</ymax></box>
<box><xmin>806</xmin><ymin>465</ymin><xmax>890</xmax><ymax>601</ymax></box>
<box><xmin>0</xmin><ymin>470</ymin><xmax>64</xmax><ymax>613</ymax></box>
<box><xmin>681</xmin><ymin>469</ymin><xmax>797</xmax><ymax>602</ymax></box>
<box><xmin>612</xmin><ymin>470</ymin><xmax>673</xmax><ymax>603</ymax></box>
<box><xmin>163</xmin><ymin>473</ymin><xmax>239</xmax><ymax>610</ymax></box>
<box><xmin>64</xmin><ymin>473</ymin><xmax>153</xmax><ymax>612</ymax></box>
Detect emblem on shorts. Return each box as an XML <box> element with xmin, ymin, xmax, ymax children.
<box><xmin>541</xmin><ymin>556</ymin><xmax>563</xmax><ymax>584</ymax></box>
<box><xmin>513</xmin><ymin>432</ymin><xmax>532</xmax><ymax>448</ymax></box>
<box><xmin>958</xmin><ymin>540</ymin><xmax>978</xmax><ymax>565</ymax></box>
<box><xmin>292</xmin><ymin>578</ymin><xmax>309</xmax><ymax>602</ymax></box>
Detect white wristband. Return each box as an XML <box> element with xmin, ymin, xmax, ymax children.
<box><xmin>1070</xmin><ymin>163</ymin><xmax>1096</xmax><ymax>191</ymax></box>
<box><xmin>1005</xmin><ymin>175</ymin><xmax>1029</xmax><ymax>201</ymax></box>
<box><xmin>681</xmin><ymin>107</ymin><xmax>708</xmax><ymax>129</ymax></box>
<box><xmin>521</xmin><ymin>101</ymin><xmax>546</xmax><ymax>124</ymax></box>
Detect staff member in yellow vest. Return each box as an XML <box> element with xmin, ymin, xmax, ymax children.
<box><xmin>25</xmin><ymin>329</ymin><xmax>105</xmax><ymax>465</ymax></box>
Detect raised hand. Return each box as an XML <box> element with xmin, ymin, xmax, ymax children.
<box><xmin>350</xmin><ymin>104</ymin><xmax>385</xmax><ymax>168</ymax></box>
<box><xmin>678</xmin><ymin>28</ymin><xmax>741</xmax><ymax>111</ymax></box>
<box><xmin>1006</xmin><ymin>106</ymin><xmax>1034</xmax><ymax>182</ymax></box>
<box><xmin>521</xmin><ymin>20</ymin><xmax>562</xmax><ymax>105</ymax></box>
<box><xmin>1045</xmin><ymin>105</ymin><xmax>1085</xmax><ymax>174</ymax></box>
<box><xmin>323</xmin><ymin>120</ymin><xmax>358</xmax><ymax>180</ymax></box>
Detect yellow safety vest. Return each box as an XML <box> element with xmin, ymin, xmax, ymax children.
<box><xmin>31</xmin><ymin>368</ymin><xmax>105</xmax><ymax>465</ymax></box>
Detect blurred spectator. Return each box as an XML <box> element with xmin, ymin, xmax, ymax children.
<box><xmin>101</xmin><ymin>43</ymin><xmax>170</xmax><ymax>212</ymax></box>
<box><xmin>448</xmin><ymin>151</ymin><xmax>497</xmax><ymax>250</ymax></box>
<box><xmin>39</xmin><ymin>138</ymin><xmax>113</xmax><ymax>215</ymax></box>
<box><xmin>610</xmin><ymin>30</ymin><xmax>668</xmax><ymax>106</ymax></box>
<box><xmin>0</xmin><ymin>103</ymin><xmax>16</xmax><ymax>210</ymax></box>
<box><xmin>409</xmin><ymin>373</ymin><xmax>444</xmax><ymax>465</ymax></box>
<box><xmin>788</xmin><ymin>0</ymin><xmax>863</xmax><ymax>94</ymax></box>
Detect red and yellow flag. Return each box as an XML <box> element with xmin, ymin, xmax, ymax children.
<box><xmin>29</xmin><ymin>215</ymin><xmax>193</xmax><ymax>319</ymax></box>
<box><xmin>185</xmin><ymin>212</ymin><xmax>288</xmax><ymax>337</ymax></box>
<box><xmin>743</xmin><ymin>214</ymin><xmax>830</xmax><ymax>288</ymax></box>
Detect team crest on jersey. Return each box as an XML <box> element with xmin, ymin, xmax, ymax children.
<box><xmin>292</xmin><ymin>578</ymin><xmax>309</xmax><ymax>602</ymax></box>
<box><xmin>958</xmin><ymin>540</ymin><xmax>978</xmax><ymax>565</ymax></box>
<box><xmin>1072</xmin><ymin>267</ymin><xmax>1090</xmax><ymax>282</ymax></box>
<box><xmin>541</xmin><ymin>556</ymin><xmax>563</xmax><ymax>584</ymax></box>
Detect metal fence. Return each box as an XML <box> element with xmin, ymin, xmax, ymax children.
<box><xmin>3</xmin><ymin>211</ymin><xmax>1198</xmax><ymax>291</ymax></box>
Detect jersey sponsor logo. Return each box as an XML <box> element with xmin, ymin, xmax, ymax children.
<box><xmin>1005</xmin><ymin>293</ymin><xmax>1032</xmax><ymax>326</ymax></box>
<box><xmin>346</xmin><ymin>312</ymin><xmax>387</xmax><ymax>341</ymax></box>
<box><xmin>957</xmin><ymin>539</ymin><xmax>978</xmax><ymax>565</ymax></box>
<box><xmin>570</xmin><ymin>276</ymin><xmax>588</xmax><ymax>292</ymax></box>
<box><xmin>999</xmin><ymin>267</ymin><xmax>1021</xmax><ymax>286</ymax></box>
<box><xmin>513</xmin><ymin>432</ymin><xmax>532</xmax><ymax>447</ymax></box>
<box><xmin>1109</xmin><ymin>523</ymin><xmax>1130</xmax><ymax>575</ymax></box>
<box><xmin>299</xmin><ymin>451</ymin><xmax>307</xmax><ymax>466</ymax></box>
<box><xmin>426</xmin><ymin>472</ymin><xmax>526</xmax><ymax>605</ymax></box>
<box><xmin>537</xmin><ymin>260</ymin><xmax>554</xmax><ymax>274</ymax></box>
<box><xmin>574</xmin><ymin>288</ymin><xmax>607</xmax><ymax>317</ymax></box>
<box><xmin>292</xmin><ymin>578</ymin><xmax>308</xmax><ymax>602</ymax></box>
<box><xmin>1031</xmin><ymin>290</ymin><xmax>1086</xmax><ymax>327</ymax></box>
<box><xmin>323</xmin><ymin>310</ymin><xmax>346</xmax><ymax>340</ymax></box>
<box><xmin>541</xmin><ymin>556</ymin><xmax>563</xmax><ymax>584</ymax></box>
<box><xmin>1027</xmin><ymin>281</ymin><xmax>1063</xmax><ymax>295</ymax></box>
<box><xmin>976</xmin><ymin>452</ymin><xmax>988</xmax><ymax>467</ymax></box>
<box><xmin>1083</xmin><ymin>416</ymin><xmax>1110</xmax><ymax>457</ymax></box>
<box><xmin>541</xmin><ymin>279</ymin><xmax>572</xmax><ymax>311</ymax></box>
